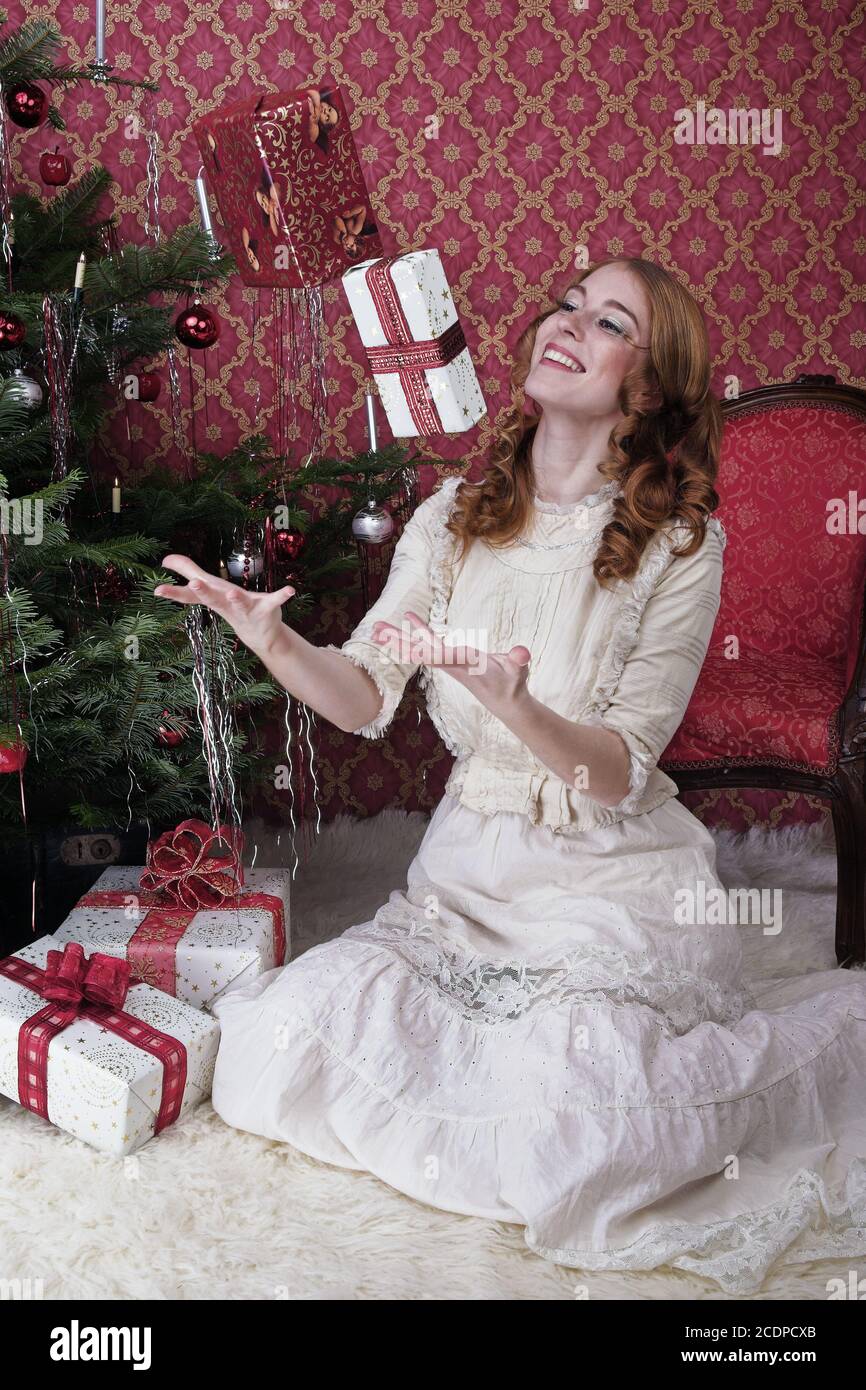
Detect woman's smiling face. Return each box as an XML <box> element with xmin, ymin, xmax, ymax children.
<box><xmin>524</xmin><ymin>263</ymin><xmax>652</xmax><ymax>420</ymax></box>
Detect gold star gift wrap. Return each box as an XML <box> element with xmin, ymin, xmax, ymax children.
<box><xmin>51</xmin><ymin>865</ymin><xmax>292</xmax><ymax>1014</ymax></box>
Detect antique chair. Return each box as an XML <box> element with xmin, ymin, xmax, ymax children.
<box><xmin>660</xmin><ymin>377</ymin><xmax>866</xmax><ymax>966</ymax></box>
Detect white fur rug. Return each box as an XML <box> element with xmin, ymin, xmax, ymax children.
<box><xmin>2</xmin><ymin>807</ymin><xmax>862</xmax><ymax>1301</ymax></box>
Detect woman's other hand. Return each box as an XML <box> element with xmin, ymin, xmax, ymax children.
<box><xmin>371</xmin><ymin>610</ymin><xmax>532</xmax><ymax>716</ymax></box>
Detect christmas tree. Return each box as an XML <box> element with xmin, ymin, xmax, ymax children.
<box><xmin>0</xmin><ymin>191</ymin><xmax>427</xmax><ymax>838</ymax></box>
<box><xmin>0</xmin><ymin>16</ymin><xmax>434</xmax><ymax>885</ymax></box>
<box><xmin>0</xmin><ymin>42</ymin><xmax>275</xmax><ymax>838</ymax></box>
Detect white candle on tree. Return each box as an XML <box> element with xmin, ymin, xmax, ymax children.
<box><xmin>112</xmin><ymin>476</ymin><xmax>121</xmax><ymax>514</ymax></box>
<box><xmin>365</xmin><ymin>387</ymin><xmax>378</xmax><ymax>453</ymax></box>
<box><xmin>195</xmin><ymin>171</ymin><xmax>214</xmax><ymax>237</ymax></box>
<box><xmin>96</xmin><ymin>0</ymin><xmax>106</xmax><ymax>63</ymax></box>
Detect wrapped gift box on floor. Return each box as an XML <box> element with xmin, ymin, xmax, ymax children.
<box><xmin>0</xmin><ymin>937</ymin><xmax>220</xmax><ymax>1156</ymax></box>
<box><xmin>342</xmin><ymin>248</ymin><xmax>487</xmax><ymax>437</ymax></box>
<box><xmin>193</xmin><ymin>82</ymin><xmax>383</xmax><ymax>287</ymax></box>
<box><xmin>52</xmin><ymin>865</ymin><xmax>290</xmax><ymax>1014</ymax></box>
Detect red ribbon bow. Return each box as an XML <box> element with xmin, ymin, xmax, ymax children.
<box><xmin>139</xmin><ymin>819</ymin><xmax>244</xmax><ymax>910</ymax></box>
<box><xmin>41</xmin><ymin>940</ymin><xmax>131</xmax><ymax>1012</ymax></box>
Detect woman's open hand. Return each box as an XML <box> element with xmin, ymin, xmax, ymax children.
<box><xmin>371</xmin><ymin>610</ymin><xmax>532</xmax><ymax>715</ymax></box>
<box><xmin>154</xmin><ymin>555</ymin><xmax>296</xmax><ymax>658</ymax></box>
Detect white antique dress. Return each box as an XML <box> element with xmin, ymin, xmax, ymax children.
<box><xmin>210</xmin><ymin>475</ymin><xmax>866</xmax><ymax>1294</ymax></box>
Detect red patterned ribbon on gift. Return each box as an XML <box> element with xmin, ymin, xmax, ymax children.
<box><xmin>0</xmin><ymin>942</ymin><xmax>187</xmax><ymax>1135</ymax></box>
<box><xmin>364</xmin><ymin>256</ymin><xmax>467</xmax><ymax>435</ymax></box>
<box><xmin>78</xmin><ymin>888</ymin><xmax>288</xmax><ymax>993</ymax></box>
<box><xmin>365</xmin><ymin>318</ymin><xmax>467</xmax><ymax>373</ymax></box>
<box><xmin>139</xmin><ymin>819</ymin><xmax>245</xmax><ymax>911</ymax></box>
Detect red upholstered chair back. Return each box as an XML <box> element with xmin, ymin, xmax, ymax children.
<box><xmin>712</xmin><ymin>390</ymin><xmax>866</xmax><ymax>691</ymax></box>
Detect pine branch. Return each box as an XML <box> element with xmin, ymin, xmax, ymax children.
<box><xmin>0</xmin><ymin>417</ymin><xmax>50</xmax><ymax>468</ymax></box>
<box><xmin>86</xmin><ymin>223</ymin><xmax>235</xmax><ymax>303</ymax></box>
<box><xmin>47</xmin><ymin>63</ymin><xmax>158</xmax><ymax>94</ymax></box>
<box><xmin>7</xmin><ymin>520</ymin><xmax>73</xmax><ymax>569</ymax></box>
<box><xmin>10</xmin><ymin>470</ymin><xmax>83</xmax><ymax>512</ymax></box>
<box><xmin>0</xmin><ymin>18</ymin><xmax>62</xmax><ymax>84</ymax></box>
<box><xmin>0</xmin><ymin>587</ymin><xmax>63</xmax><ymax>660</ymax></box>
<box><xmin>18</xmin><ymin>168</ymin><xmax>114</xmax><ymax>259</ymax></box>
<box><xmin>63</xmin><ymin>536</ymin><xmax>157</xmax><ymax>569</ymax></box>
<box><xmin>0</xmin><ymin>22</ymin><xmax>158</xmax><ymax>94</ymax></box>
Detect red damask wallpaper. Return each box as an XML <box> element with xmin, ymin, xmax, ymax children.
<box><xmin>7</xmin><ymin>1</ymin><xmax>865</xmax><ymax>835</ymax></box>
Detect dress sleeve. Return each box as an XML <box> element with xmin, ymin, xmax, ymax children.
<box><xmin>582</xmin><ymin>518</ymin><xmax>725</xmax><ymax>815</ymax></box>
<box><xmin>322</xmin><ymin>488</ymin><xmax>444</xmax><ymax>739</ymax></box>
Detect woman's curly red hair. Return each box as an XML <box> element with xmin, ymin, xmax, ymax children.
<box><xmin>445</xmin><ymin>256</ymin><xmax>723</xmax><ymax>587</ymax></box>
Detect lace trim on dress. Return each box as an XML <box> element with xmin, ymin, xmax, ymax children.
<box><xmin>527</xmin><ymin>1159</ymin><xmax>866</xmax><ymax>1297</ymax></box>
<box><xmin>515</xmin><ymin>500</ymin><xmax>615</xmax><ymax>552</ymax></box>
<box><xmin>531</xmin><ymin>478</ymin><xmax>621</xmax><ymax>513</ymax></box>
<box><xmin>348</xmin><ymin>914</ymin><xmax>754</xmax><ymax>1035</ymax></box>
<box><xmin>322</xmin><ymin>642</ymin><xmax>399</xmax><ymax>739</ymax></box>
<box><xmin>417</xmin><ymin>475</ymin><xmax>472</xmax><ymax>758</ymax></box>
<box><xmin>581</xmin><ymin>715</ymin><xmax>660</xmax><ymax>817</ymax></box>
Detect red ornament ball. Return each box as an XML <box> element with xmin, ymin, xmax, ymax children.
<box><xmin>0</xmin><ymin>312</ymin><xmax>26</xmax><ymax>349</ymax></box>
<box><xmin>174</xmin><ymin>303</ymin><xmax>221</xmax><ymax>349</ymax></box>
<box><xmin>157</xmin><ymin>712</ymin><xmax>185</xmax><ymax>748</ymax></box>
<box><xmin>39</xmin><ymin>146</ymin><xmax>71</xmax><ymax>185</ymax></box>
<box><xmin>6</xmin><ymin>82</ymin><xmax>47</xmax><ymax>129</ymax></box>
<box><xmin>0</xmin><ymin>741</ymin><xmax>28</xmax><ymax>773</ymax></box>
<box><xmin>273</xmin><ymin>529</ymin><xmax>305</xmax><ymax>561</ymax></box>
<box><xmin>136</xmin><ymin>370</ymin><xmax>162</xmax><ymax>402</ymax></box>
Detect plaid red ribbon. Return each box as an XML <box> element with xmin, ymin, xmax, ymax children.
<box><xmin>0</xmin><ymin>941</ymin><xmax>187</xmax><ymax>1135</ymax></box>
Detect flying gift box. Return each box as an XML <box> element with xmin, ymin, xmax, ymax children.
<box><xmin>193</xmin><ymin>82</ymin><xmax>383</xmax><ymax>288</ymax></box>
<box><xmin>342</xmin><ymin>249</ymin><xmax>488</xmax><ymax>437</ymax></box>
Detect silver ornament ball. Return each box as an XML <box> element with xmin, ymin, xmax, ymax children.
<box><xmin>6</xmin><ymin>368</ymin><xmax>43</xmax><ymax>408</ymax></box>
<box><xmin>352</xmin><ymin>499</ymin><xmax>395</xmax><ymax>544</ymax></box>
<box><xmin>226</xmin><ymin>549</ymin><xmax>264</xmax><ymax>580</ymax></box>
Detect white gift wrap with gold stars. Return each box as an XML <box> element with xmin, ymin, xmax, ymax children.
<box><xmin>52</xmin><ymin>866</ymin><xmax>291</xmax><ymax>1013</ymax></box>
<box><xmin>0</xmin><ymin>936</ymin><xmax>220</xmax><ymax>1156</ymax></box>
<box><xmin>342</xmin><ymin>248</ymin><xmax>487</xmax><ymax>436</ymax></box>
